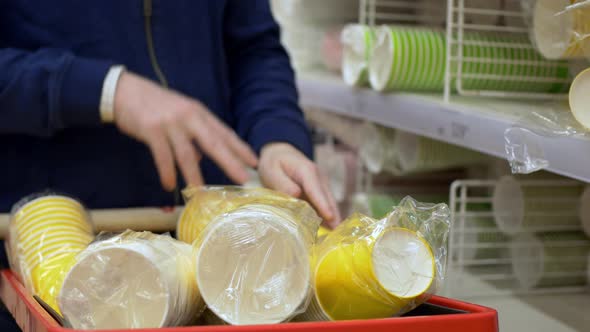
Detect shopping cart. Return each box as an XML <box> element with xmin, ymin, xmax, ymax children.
<box><xmin>0</xmin><ymin>207</ymin><xmax>498</xmax><ymax>332</ymax></box>
<box><xmin>0</xmin><ymin>269</ymin><xmax>497</xmax><ymax>332</ymax></box>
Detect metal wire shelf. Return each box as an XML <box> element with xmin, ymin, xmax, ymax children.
<box><xmin>447</xmin><ymin>178</ymin><xmax>590</xmax><ymax>297</ymax></box>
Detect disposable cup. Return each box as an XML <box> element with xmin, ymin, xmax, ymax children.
<box><xmin>59</xmin><ymin>236</ymin><xmax>203</xmax><ymax>329</ymax></box>
<box><xmin>14</xmin><ymin>205</ymin><xmax>86</xmax><ymax>227</ymax></box>
<box><xmin>511</xmin><ymin>232</ymin><xmax>590</xmax><ymax>289</ymax></box>
<box><xmin>358</xmin><ymin>123</ymin><xmax>401</xmax><ymax>175</ymax></box>
<box><xmin>394</xmin><ymin>131</ymin><xmax>489</xmax><ymax>174</ymax></box>
<box><xmin>370</xmin><ymin>26</ymin><xmax>571</xmax><ymax>93</ymax></box>
<box><xmin>569</xmin><ymin>67</ymin><xmax>590</xmax><ymax>129</ymax></box>
<box><xmin>21</xmin><ymin>231</ymin><xmax>93</xmax><ymax>259</ymax></box>
<box><xmin>492</xmin><ymin>176</ymin><xmax>584</xmax><ymax>235</ymax></box>
<box><xmin>196</xmin><ymin>205</ymin><xmax>311</xmax><ymax>325</ymax></box>
<box><xmin>342</xmin><ymin>24</ymin><xmax>375</xmax><ymax>86</ymax></box>
<box><xmin>532</xmin><ymin>0</ymin><xmax>590</xmax><ymax>60</ymax></box>
<box><xmin>178</xmin><ymin>187</ymin><xmax>320</xmax><ymax>247</ymax></box>
<box><xmin>31</xmin><ymin>251</ymin><xmax>79</xmax><ymax>315</ymax></box>
<box><xmin>302</xmin><ymin>227</ymin><xmax>435</xmax><ymax>321</ymax></box>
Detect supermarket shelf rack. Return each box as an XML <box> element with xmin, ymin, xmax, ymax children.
<box><xmin>297</xmin><ymin>72</ymin><xmax>590</xmax><ymax>183</ymax></box>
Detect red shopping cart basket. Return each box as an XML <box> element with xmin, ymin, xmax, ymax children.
<box><xmin>0</xmin><ymin>269</ymin><xmax>498</xmax><ymax>332</ymax></box>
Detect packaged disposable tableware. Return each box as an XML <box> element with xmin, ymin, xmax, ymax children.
<box><xmin>58</xmin><ymin>230</ymin><xmax>205</xmax><ymax>329</ymax></box>
<box><xmin>295</xmin><ymin>196</ymin><xmax>450</xmax><ymax>321</ymax></box>
<box><xmin>178</xmin><ymin>186</ymin><xmax>322</xmax><ymax>325</ymax></box>
<box><xmin>6</xmin><ymin>192</ymin><xmax>95</xmax><ymax>315</ymax></box>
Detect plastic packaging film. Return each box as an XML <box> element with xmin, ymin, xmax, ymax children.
<box><xmin>342</xmin><ymin>24</ymin><xmax>375</xmax><ymax>87</ymax></box>
<box><xmin>528</xmin><ymin>0</ymin><xmax>590</xmax><ymax>60</ymax></box>
<box><xmin>511</xmin><ymin>231</ymin><xmax>590</xmax><ymax>289</ymax></box>
<box><xmin>369</xmin><ymin>26</ymin><xmax>571</xmax><ymax>93</ymax></box>
<box><xmin>57</xmin><ymin>230</ymin><xmax>205</xmax><ymax>329</ymax></box>
<box><xmin>178</xmin><ymin>186</ymin><xmax>322</xmax><ymax>325</ymax></box>
<box><xmin>492</xmin><ymin>176</ymin><xmax>585</xmax><ymax>236</ymax></box>
<box><xmin>6</xmin><ymin>193</ymin><xmax>94</xmax><ymax>315</ymax></box>
<box><xmin>294</xmin><ymin>196</ymin><xmax>450</xmax><ymax>321</ymax></box>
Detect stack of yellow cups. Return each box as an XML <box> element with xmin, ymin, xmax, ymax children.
<box><xmin>178</xmin><ymin>186</ymin><xmax>321</xmax><ymax>325</ymax></box>
<box><xmin>7</xmin><ymin>194</ymin><xmax>94</xmax><ymax>313</ymax></box>
<box><xmin>296</xmin><ymin>212</ymin><xmax>438</xmax><ymax>321</ymax></box>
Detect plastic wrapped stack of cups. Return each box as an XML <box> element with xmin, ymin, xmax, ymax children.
<box><xmin>511</xmin><ymin>232</ymin><xmax>590</xmax><ymax>289</ymax></box>
<box><xmin>492</xmin><ymin>176</ymin><xmax>585</xmax><ymax>236</ymax></box>
<box><xmin>531</xmin><ymin>0</ymin><xmax>590</xmax><ymax>60</ymax></box>
<box><xmin>492</xmin><ymin>176</ymin><xmax>590</xmax><ymax>289</ymax></box>
<box><xmin>58</xmin><ymin>231</ymin><xmax>204</xmax><ymax>329</ymax></box>
<box><xmin>342</xmin><ymin>24</ymin><xmax>375</xmax><ymax>87</ymax></box>
<box><xmin>393</xmin><ymin>131</ymin><xmax>489</xmax><ymax>174</ymax></box>
<box><xmin>367</xmin><ymin>26</ymin><xmax>571</xmax><ymax>93</ymax></box>
<box><xmin>6</xmin><ymin>194</ymin><xmax>94</xmax><ymax>314</ymax></box>
<box><xmin>295</xmin><ymin>197</ymin><xmax>450</xmax><ymax>321</ymax></box>
<box><xmin>177</xmin><ymin>187</ymin><xmax>322</xmax><ymax>325</ymax></box>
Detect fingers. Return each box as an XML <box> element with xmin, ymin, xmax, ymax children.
<box><xmin>186</xmin><ymin>115</ymin><xmax>251</xmax><ymax>184</ymax></box>
<box><xmin>147</xmin><ymin>133</ymin><xmax>177</xmax><ymax>192</ymax></box>
<box><xmin>287</xmin><ymin>162</ymin><xmax>334</xmax><ymax>222</ymax></box>
<box><xmin>320</xmin><ymin>177</ymin><xmax>342</xmax><ymax>228</ymax></box>
<box><xmin>167</xmin><ymin>129</ymin><xmax>204</xmax><ymax>188</ymax></box>
<box><xmin>260</xmin><ymin>165</ymin><xmax>302</xmax><ymax>198</ymax></box>
<box><xmin>203</xmin><ymin>114</ymin><xmax>258</xmax><ymax>168</ymax></box>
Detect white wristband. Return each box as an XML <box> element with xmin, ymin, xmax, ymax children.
<box><xmin>99</xmin><ymin>65</ymin><xmax>126</xmax><ymax>123</ymax></box>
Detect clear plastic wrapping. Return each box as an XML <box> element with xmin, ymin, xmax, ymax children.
<box><xmin>178</xmin><ymin>186</ymin><xmax>322</xmax><ymax>325</ymax></box>
<box><xmin>527</xmin><ymin>0</ymin><xmax>590</xmax><ymax>60</ymax></box>
<box><xmin>6</xmin><ymin>192</ymin><xmax>94</xmax><ymax>315</ymax></box>
<box><xmin>296</xmin><ymin>196</ymin><xmax>450</xmax><ymax>321</ymax></box>
<box><xmin>504</xmin><ymin>102</ymin><xmax>589</xmax><ymax>174</ymax></box>
<box><xmin>58</xmin><ymin>230</ymin><xmax>205</xmax><ymax>329</ymax></box>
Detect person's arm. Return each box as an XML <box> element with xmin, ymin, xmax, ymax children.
<box><xmin>224</xmin><ymin>0</ymin><xmax>340</xmax><ymax>225</ymax></box>
<box><xmin>0</xmin><ymin>48</ymin><xmax>113</xmax><ymax>136</ymax></box>
<box><xmin>0</xmin><ymin>47</ymin><xmax>257</xmax><ymax>190</ymax></box>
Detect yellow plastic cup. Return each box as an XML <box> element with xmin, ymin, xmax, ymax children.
<box><xmin>310</xmin><ymin>227</ymin><xmax>435</xmax><ymax>321</ymax></box>
<box><xmin>31</xmin><ymin>251</ymin><xmax>79</xmax><ymax>315</ymax></box>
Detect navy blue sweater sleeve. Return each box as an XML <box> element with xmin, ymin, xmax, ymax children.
<box><xmin>0</xmin><ymin>48</ymin><xmax>113</xmax><ymax>136</ymax></box>
<box><xmin>224</xmin><ymin>0</ymin><xmax>313</xmax><ymax>159</ymax></box>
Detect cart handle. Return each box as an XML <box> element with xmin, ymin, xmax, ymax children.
<box><xmin>0</xmin><ymin>206</ymin><xmax>183</xmax><ymax>240</ymax></box>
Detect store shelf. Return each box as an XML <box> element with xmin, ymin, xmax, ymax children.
<box><xmin>297</xmin><ymin>72</ymin><xmax>590</xmax><ymax>183</ymax></box>
<box><xmin>444</xmin><ymin>272</ymin><xmax>590</xmax><ymax>332</ymax></box>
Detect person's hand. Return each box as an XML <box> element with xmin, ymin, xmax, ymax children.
<box><xmin>258</xmin><ymin>142</ymin><xmax>341</xmax><ymax>228</ymax></box>
<box><xmin>114</xmin><ymin>71</ymin><xmax>258</xmax><ymax>190</ymax></box>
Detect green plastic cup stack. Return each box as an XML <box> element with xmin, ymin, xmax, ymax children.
<box><xmin>511</xmin><ymin>231</ymin><xmax>590</xmax><ymax>289</ymax></box>
<box><xmin>369</xmin><ymin>26</ymin><xmax>571</xmax><ymax>93</ymax></box>
<box><xmin>492</xmin><ymin>176</ymin><xmax>584</xmax><ymax>236</ymax></box>
<box><xmin>393</xmin><ymin>131</ymin><xmax>489</xmax><ymax>174</ymax></box>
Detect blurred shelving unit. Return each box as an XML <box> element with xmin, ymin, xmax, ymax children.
<box><xmin>297</xmin><ymin>72</ymin><xmax>590</xmax><ymax>183</ymax></box>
